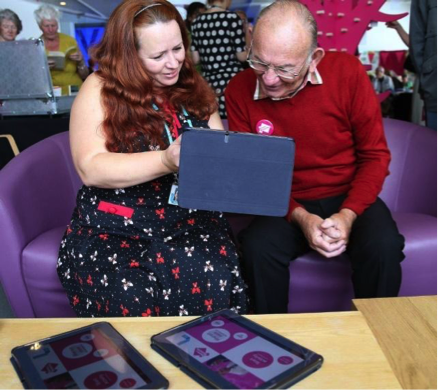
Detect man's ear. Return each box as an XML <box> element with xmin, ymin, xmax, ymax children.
<box><xmin>309</xmin><ymin>47</ymin><xmax>325</xmax><ymax>72</ymax></box>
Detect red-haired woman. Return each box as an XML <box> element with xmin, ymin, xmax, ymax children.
<box><xmin>57</xmin><ymin>0</ymin><xmax>247</xmax><ymax>317</ymax></box>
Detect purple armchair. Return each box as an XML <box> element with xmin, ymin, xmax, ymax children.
<box><xmin>0</xmin><ymin>119</ymin><xmax>436</xmax><ymax>317</ymax></box>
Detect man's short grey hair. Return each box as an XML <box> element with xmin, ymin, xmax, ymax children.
<box><xmin>255</xmin><ymin>0</ymin><xmax>318</xmax><ymax>52</ymax></box>
<box><xmin>0</xmin><ymin>8</ymin><xmax>23</xmax><ymax>34</ymax></box>
<box><xmin>34</xmin><ymin>5</ymin><xmax>60</xmax><ymax>25</ymax></box>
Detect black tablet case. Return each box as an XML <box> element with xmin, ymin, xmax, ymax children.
<box><xmin>178</xmin><ymin>129</ymin><xmax>295</xmax><ymax>216</ymax></box>
<box><xmin>10</xmin><ymin>322</ymin><xmax>169</xmax><ymax>389</ymax></box>
<box><xmin>150</xmin><ymin>309</ymin><xmax>324</xmax><ymax>389</ymax></box>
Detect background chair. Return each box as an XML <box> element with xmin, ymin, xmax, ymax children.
<box><xmin>0</xmin><ymin>118</ymin><xmax>436</xmax><ymax>317</ymax></box>
<box><xmin>0</xmin><ymin>133</ymin><xmax>80</xmax><ymax>317</ymax></box>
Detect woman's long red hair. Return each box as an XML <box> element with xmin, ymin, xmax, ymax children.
<box><xmin>91</xmin><ymin>0</ymin><xmax>218</xmax><ymax>152</ymax></box>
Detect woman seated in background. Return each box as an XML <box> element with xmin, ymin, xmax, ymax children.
<box><xmin>34</xmin><ymin>5</ymin><xmax>89</xmax><ymax>95</ymax></box>
<box><xmin>57</xmin><ymin>0</ymin><xmax>247</xmax><ymax>317</ymax></box>
<box><xmin>190</xmin><ymin>0</ymin><xmax>247</xmax><ymax>118</ymax></box>
<box><xmin>0</xmin><ymin>9</ymin><xmax>22</xmax><ymax>42</ymax></box>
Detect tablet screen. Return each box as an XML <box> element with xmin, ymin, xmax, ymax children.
<box><xmin>24</xmin><ymin>327</ymin><xmax>151</xmax><ymax>389</ymax></box>
<box><xmin>165</xmin><ymin>315</ymin><xmax>304</xmax><ymax>389</ymax></box>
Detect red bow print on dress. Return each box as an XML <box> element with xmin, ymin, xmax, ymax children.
<box><xmin>204</xmin><ymin>299</ymin><xmax>213</xmax><ymax>311</ymax></box>
<box><xmin>155</xmin><ymin>208</ymin><xmax>165</xmax><ymax>219</ymax></box>
<box><xmin>191</xmin><ymin>282</ymin><xmax>201</xmax><ymax>294</ymax></box>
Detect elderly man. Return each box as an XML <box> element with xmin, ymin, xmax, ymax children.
<box><xmin>225</xmin><ymin>0</ymin><xmax>405</xmax><ymax>314</ymax></box>
<box><xmin>372</xmin><ymin>66</ymin><xmax>395</xmax><ymax>93</ymax></box>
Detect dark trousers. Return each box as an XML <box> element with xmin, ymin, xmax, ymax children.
<box><xmin>426</xmin><ymin>111</ymin><xmax>437</xmax><ymax>131</ymax></box>
<box><xmin>239</xmin><ymin>195</ymin><xmax>405</xmax><ymax>314</ymax></box>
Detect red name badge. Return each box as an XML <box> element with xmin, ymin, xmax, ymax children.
<box><xmin>97</xmin><ymin>201</ymin><xmax>134</xmax><ymax>218</ymax></box>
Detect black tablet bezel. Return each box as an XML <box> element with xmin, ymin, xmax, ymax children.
<box><xmin>151</xmin><ymin>309</ymin><xmax>323</xmax><ymax>389</ymax></box>
<box><xmin>11</xmin><ymin>321</ymin><xmax>169</xmax><ymax>389</ymax></box>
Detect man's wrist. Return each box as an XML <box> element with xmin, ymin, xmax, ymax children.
<box><xmin>339</xmin><ymin>208</ymin><xmax>357</xmax><ymax>224</ymax></box>
<box><xmin>290</xmin><ymin>206</ymin><xmax>308</xmax><ymax>226</ymax></box>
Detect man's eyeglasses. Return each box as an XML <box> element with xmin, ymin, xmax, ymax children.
<box><xmin>246</xmin><ymin>43</ymin><xmax>311</xmax><ymax>80</ymax></box>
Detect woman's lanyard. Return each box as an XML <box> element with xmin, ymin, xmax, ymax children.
<box><xmin>152</xmin><ymin>104</ymin><xmax>193</xmax><ymax>206</ymax></box>
<box><xmin>153</xmin><ymin>104</ymin><xmax>192</xmax><ymax>145</ymax></box>
<box><xmin>182</xmin><ymin>107</ymin><xmax>193</xmax><ymax>128</ymax></box>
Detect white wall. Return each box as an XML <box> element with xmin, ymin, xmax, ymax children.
<box><xmin>358</xmin><ymin>0</ymin><xmax>411</xmax><ymax>52</ymax></box>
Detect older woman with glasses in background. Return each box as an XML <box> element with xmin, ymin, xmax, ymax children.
<box><xmin>0</xmin><ymin>9</ymin><xmax>22</xmax><ymax>42</ymax></box>
<box><xmin>34</xmin><ymin>4</ymin><xmax>89</xmax><ymax>95</ymax></box>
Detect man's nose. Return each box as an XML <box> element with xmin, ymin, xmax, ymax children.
<box><xmin>262</xmin><ymin>68</ymin><xmax>279</xmax><ymax>85</ymax></box>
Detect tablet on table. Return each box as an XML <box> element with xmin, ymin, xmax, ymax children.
<box><xmin>11</xmin><ymin>322</ymin><xmax>168</xmax><ymax>389</ymax></box>
<box><xmin>151</xmin><ymin>309</ymin><xmax>323</xmax><ymax>389</ymax></box>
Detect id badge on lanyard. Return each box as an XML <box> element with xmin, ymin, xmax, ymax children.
<box><xmin>154</xmin><ymin>105</ymin><xmax>192</xmax><ymax>206</ymax></box>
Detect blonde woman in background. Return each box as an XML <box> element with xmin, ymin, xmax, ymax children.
<box><xmin>34</xmin><ymin>5</ymin><xmax>89</xmax><ymax>95</ymax></box>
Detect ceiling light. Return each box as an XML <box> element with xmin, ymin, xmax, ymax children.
<box><xmin>60</xmin><ymin>1</ymin><xmax>67</xmax><ymax>5</ymax></box>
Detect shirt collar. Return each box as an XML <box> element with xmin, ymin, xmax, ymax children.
<box><xmin>253</xmin><ymin>67</ymin><xmax>323</xmax><ymax>101</ymax></box>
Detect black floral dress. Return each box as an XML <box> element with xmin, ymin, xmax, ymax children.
<box><xmin>57</xmin><ymin>110</ymin><xmax>247</xmax><ymax>317</ymax></box>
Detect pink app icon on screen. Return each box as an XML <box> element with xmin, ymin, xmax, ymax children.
<box><xmin>242</xmin><ymin>351</ymin><xmax>274</xmax><ymax>368</ymax></box>
<box><xmin>84</xmin><ymin>371</ymin><xmax>118</xmax><ymax>389</ymax></box>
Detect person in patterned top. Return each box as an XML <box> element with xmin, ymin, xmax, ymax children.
<box><xmin>190</xmin><ymin>0</ymin><xmax>247</xmax><ymax>119</ymax></box>
<box><xmin>57</xmin><ymin>0</ymin><xmax>247</xmax><ymax>318</ymax></box>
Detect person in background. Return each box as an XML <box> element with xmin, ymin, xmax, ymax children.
<box><xmin>190</xmin><ymin>0</ymin><xmax>247</xmax><ymax>118</ymax></box>
<box><xmin>385</xmin><ymin>19</ymin><xmax>424</xmax><ymax>125</ymax></box>
<box><xmin>56</xmin><ymin>0</ymin><xmax>247</xmax><ymax>317</ymax></box>
<box><xmin>386</xmin><ymin>20</ymin><xmax>409</xmax><ymax>46</ymax></box>
<box><xmin>0</xmin><ymin>9</ymin><xmax>22</xmax><ymax>41</ymax></box>
<box><xmin>402</xmin><ymin>72</ymin><xmax>413</xmax><ymax>91</ymax></box>
<box><xmin>388</xmin><ymin>70</ymin><xmax>403</xmax><ymax>91</ymax></box>
<box><xmin>34</xmin><ymin>5</ymin><xmax>89</xmax><ymax>95</ymax></box>
<box><xmin>184</xmin><ymin>1</ymin><xmax>206</xmax><ymax>74</ymax></box>
<box><xmin>372</xmin><ymin>66</ymin><xmax>395</xmax><ymax>117</ymax></box>
<box><xmin>410</xmin><ymin>0</ymin><xmax>437</xmax><ymax>130</ymax></box>
<box><xmin>234</xmin><ymin>9</ymin><xmax>252</xmax><ymax>51</ymax></box>
<box><xmin>225</xmin><ymin>0</ymin><xmax>405</xmax><ymax>314</ymax></box>
<box><xmin>372</xmin><ymin>66</ymin><xmax>395</xmax><ymax>94</ymax></box>
<box><xmin>185</xmin><ymin>1</ymin><xmax>206</xmax><ymax>33</ymax></box>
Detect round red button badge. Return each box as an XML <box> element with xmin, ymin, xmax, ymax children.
<box><xmin>256</xmin><ymin>119</ymin><xmax>274</xmax><ymax>135</ymax></box>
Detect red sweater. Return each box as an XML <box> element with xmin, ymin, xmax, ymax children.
<box><xmin>225</xmin><ymin>52</ymin><xmax>390</xmax><ymax>219</ymax></box>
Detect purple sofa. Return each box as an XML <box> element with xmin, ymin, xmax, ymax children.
<box><xmin>0</xmin><ymin>119</ymin><xmax>436</xmax><ymax>317</ymax></box>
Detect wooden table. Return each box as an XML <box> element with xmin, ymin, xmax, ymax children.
<box><xmin>353</xmin><ymin>295</ymin><xmax>437</xmax><ymax>390</ymax></box>
<box><xmin>0</xmin><ymin>311</ymin><xmax>400</xmax><ymax>389</ymax></box>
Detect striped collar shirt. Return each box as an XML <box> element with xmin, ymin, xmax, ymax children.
<box><xmin>253</xmin><ymin>67</ymin><xmax>323</xmax><ymax>101</ymax></box>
